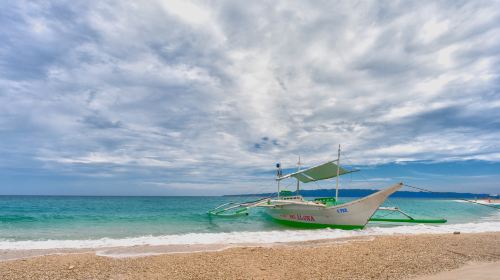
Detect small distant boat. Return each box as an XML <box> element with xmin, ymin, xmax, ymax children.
<box><xmin>209</xmin><ymin>145</ymin><xmax>446</xmax><ymax>229</ymax></box>
<box><xmin>472</xmin><ymin>196</ymin><xmax>500</xmax><ymax>206</ymax></box>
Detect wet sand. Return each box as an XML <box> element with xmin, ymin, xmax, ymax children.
<box><xmin>414</xmin><ymin>261</ymin><xmax>500</xmax><ymax>280</ymax></box>
<box><xmin>0</xmin><ymin>232</ymin><xmax>499</xmax><ymax>279</ymax></box>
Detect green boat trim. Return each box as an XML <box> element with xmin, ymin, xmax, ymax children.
<box><xmin>313</xmin><ymin>197</ymin><xmax>336</xmax><ymax>203</ymax></box>
<box><xmin>369</xmin><ymin>217</ymin><xmax>447</xmax><ymax>223</ymax></box>
<box><xmin>372</xmin><ymin>206</ymin><xmax>447</xmax><ymax>224</ymax></box>
<box><xmin>208</xmin><ymin>207</ymin><xmax>249</xmax><ymax>217</ymax></box>
<box><xmin>279</xmin><ymin>190</ymin><xmax>295</xmax><ymax>197</ymax></box>
<box><xmin>313</xmin><ymin>197</ymin><xmax>345</xmax><ymax>207</ymax></box>
<box><xmin>271</xmin><ymin>217</ymin><xmax>365</xmax><ymax>230</ymax></box>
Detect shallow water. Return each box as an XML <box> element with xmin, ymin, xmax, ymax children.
<box><xmin>0</xmin><ymin>196</ymin><xmax>498</xmax><ymax>249</ymax></box>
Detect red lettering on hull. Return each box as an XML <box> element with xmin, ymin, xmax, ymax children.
<box><xmin>281</xmin><ymin>214</ymin><xmax>316</xmax><ymax>222</ymax></box>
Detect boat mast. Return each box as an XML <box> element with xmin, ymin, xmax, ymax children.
<box><xmin>276</xmin><ymin>163</ymin><xmax>282</xmax><ymax>199</ymax></box>
<box><xmin>335</xmin><ymin>144</ymin><xmax>341</xmax><ymax>201</ymax></box>
<box><xmin>296</xmin><ymin>156</ymin><xmax>301</xmax><ymax>195</ymax></box>
<box><xmin>277</xmin><ymin>180</ymin><xmax>280</xmax><ymax>199</ymax></box>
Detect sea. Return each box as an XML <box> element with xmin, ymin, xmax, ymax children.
<box><xmin>0</xmin><ymin>196</ymin><xmax>499</xmax><ymax>250</ymax></box>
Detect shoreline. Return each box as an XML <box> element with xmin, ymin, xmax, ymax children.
<box><xmin>2</xmin><ymin>218</ymin><xmax>499</xmax><ymax>252</ymax></box>
<box><xmin>1</xmin><ymin>232</ymin><xmax>499</xmax><ymax>279</ymax></box>
<box><xmin>0</xmin><ymin>236</ymin><xmax>378</xmax><ymax>261</ymax></box>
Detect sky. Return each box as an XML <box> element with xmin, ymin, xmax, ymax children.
<box><xmin>0</xmin><ymin>0</ymin><xmax>499</xmax><ymax>195</ymax></box>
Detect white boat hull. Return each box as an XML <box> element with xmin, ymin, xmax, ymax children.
<box><xmin>265</xmin><ymin>183</ymin><xmax>403</xmax><ymax>229</ymax></box>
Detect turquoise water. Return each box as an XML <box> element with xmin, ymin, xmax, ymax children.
<box><xmin>1</xmin><ymin>195</ymin><xmax>498</xmax><ymax>244</ymax></box>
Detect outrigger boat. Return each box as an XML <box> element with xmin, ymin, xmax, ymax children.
<box><xmin>455</xmin><ymin>195</ymin><xmax>500</xmax><ymax>207</ymax></box>
<box><xmin>209</xmin><ymin>146</ymin><xmax>446</xmax><ymax>229</ymax></box>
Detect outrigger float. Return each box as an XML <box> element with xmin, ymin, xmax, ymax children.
<box><xmin>209</xmin><ymin>146</ymin><xmax>446</xmax><ymax>229</ymax></box>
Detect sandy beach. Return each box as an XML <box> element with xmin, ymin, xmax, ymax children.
<box><xmin>0</xmin><ymin>232</ymin><xmax>499</xmax><ymax>280</ymax></box>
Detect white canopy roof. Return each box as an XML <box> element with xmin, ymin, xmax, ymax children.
<box><xmin>278</xmin><ymin>160</ymin><xmax>353</xmax><ymax>183</ymax></box>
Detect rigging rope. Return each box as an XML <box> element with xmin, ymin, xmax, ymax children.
<box><xmin>403</xmin><ymin>183</ymin><xmax>499</xmax><ymax>210</ymax></box>
<box><xmin>340</xmin><ymin>153</ymin><xmax>499</xmax><ymax>212</ymax></box>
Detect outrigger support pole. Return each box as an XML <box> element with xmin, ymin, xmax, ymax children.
<box><xmin>378</xmin><ymin>207</ymin><xmax>414</xmax><ymax>220</ymax></box>
<box><xmin>335</xmin><ymin>144</ymin><xmax>341</xmax><ymax>201</ymax></box>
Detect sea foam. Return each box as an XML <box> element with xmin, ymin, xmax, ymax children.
<box><xmin>1</xmin><ymin>221</ymin><xmax>499</xmax><ymax>250</ymax></box>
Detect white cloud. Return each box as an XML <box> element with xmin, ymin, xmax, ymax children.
<box><xmin>1</xmin><ymin>0</ymin><xmax>499</xmax><ymax>193</ymax></box>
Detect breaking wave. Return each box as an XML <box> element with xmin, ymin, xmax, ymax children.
<box><xmin>1</xmin><ymin>221</ymin><xmax>499</xmax><ymax>250</ymax></box>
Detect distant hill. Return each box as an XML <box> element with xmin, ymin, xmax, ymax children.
<box><xmin>224</xmin><ymin>188</ymin><xmax>490</xmax><ymax>198</ymax></box>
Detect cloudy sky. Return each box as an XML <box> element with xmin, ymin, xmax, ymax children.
<box><xmin>1</xmin><ymin>0</ymin><xmax>499</xmax><ymax>195</ymax></box>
